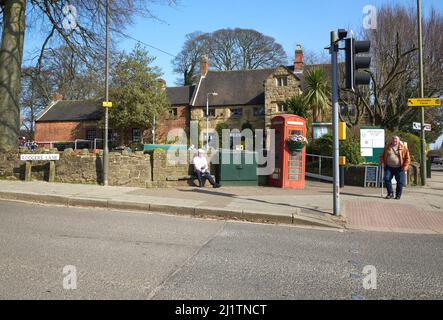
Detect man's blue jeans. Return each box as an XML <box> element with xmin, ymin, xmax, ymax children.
<box><xmin>195</xmin><ymin>170</ymin><xmax>216</xmax><ymax>187</ymax></box>
<box><xmin>384</xmin><ymin>166</ymin><xmax>406</xmax><ymax>197</ymax></box>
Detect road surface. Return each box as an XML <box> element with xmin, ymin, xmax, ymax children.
<box><xmin>0</xmin><ymin>200</ymin><xmax>441</xmax><ymax>300</ymax></box>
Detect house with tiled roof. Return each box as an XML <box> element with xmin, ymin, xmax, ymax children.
<box><xmin>155</xmin><ymin>45</ymin><xmax>306</xmax><ymax>144</ymax></box>
<box><xmin>34</xmin><ymin>99</ymin><xmax>104</xmax><ymax>148</ymax></box>
<box><xmin>35</xmin><ymin>45</ymin><xmax>314</xmax><ymax>148</ymax></box>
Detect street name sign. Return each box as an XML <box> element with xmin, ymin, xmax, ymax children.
<box><xmin>412</xmin><ymin>122</ymin><xmax>431</xmax><ymax>131</ymax></box>
<box><xmin>407</xmin><ymin>98</ymin><xmax>441</xmax><ymax>107</ymax></box>
<box><xmin>20</xmin><ymin>154</ymin><xmax>60</xmax><ymax>161</ymax></box>
<box><xmin>102</xmin><ymin>101</ymin><xmax>113</xmax><ymax>108</ymax></box>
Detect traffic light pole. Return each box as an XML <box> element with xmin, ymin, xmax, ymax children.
<box><xmin>330</xmin><ymin>31</ymin><xmax>340</xmax><ymax>216</ymax></box>
<box><xmin>417</xmin><ymin>0</ymin><xmax>426</xmax><ymax>186</ymax></box>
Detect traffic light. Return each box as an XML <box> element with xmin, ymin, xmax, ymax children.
<box><xmin>345</xmin><ymin>37</ymin><xmax>371</xmax><ymax>91</ymax></box>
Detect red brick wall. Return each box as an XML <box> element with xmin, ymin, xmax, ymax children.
<box><xmin>35</xmin><ymin>121</ymin><xmax>101</xmax><ymax>143</ymax></box>
<box><xmin>150</xmin><ymin>105</ymin><xmax>188</xmax><ymax>143</ymax></box>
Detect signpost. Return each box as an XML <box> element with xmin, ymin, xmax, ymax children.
<box><xmin>20</xmin><ymin>154</ymin><xmax>60</xmax><ymax>161</ymax></box>
<box><xmin>20</xmin><ymin>154</ymin><xmax>60</xmax><ymax>182</ymax></box>
<box><xmin>364</xmin><ymin>166</ymin><xmax>379</xmax><ymax>187</ymax></box>
<box><xmin>412</xmin><ymin>122</ymin><xmax>431</xmax><ymax>131</ymax></box>
<box><xmin>407</xmin><ymin>98</ymin><xmax>441</xmax><ymax>107</ymax></box>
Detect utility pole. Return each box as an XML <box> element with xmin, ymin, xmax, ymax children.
<box><xmin>330</xmin><ymin>31</ymin><xmax>340</xmax><ymax>216</ymax></box>
<box><xmin>103</xmin><ymin>0</ymin><xmax>110</xmax><ymax>186</ymax></box>
<box><xmin>417</xmin><ymin>0</ymin><xmax>427</xmax><ymax>185</ymax></box>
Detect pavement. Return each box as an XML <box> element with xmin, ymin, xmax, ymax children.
<box><xmin>0</xmin><ymin>167</ymin><xmax>442</xmax><ymax>234</ymax></box>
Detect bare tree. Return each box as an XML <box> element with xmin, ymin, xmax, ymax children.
<box><xmin>339</xmin><ymin>4</ymin><xmax>442</xmax><ymax>133</ymax></box>
<box><xmin>0</xmin><ymin>0</ymin><xmax>176</xmax><ymax>151</ymax></box>
<box><xmin>172</xmin><ymin>31</ymin><xmax>208</xmax><ymax>85</ymax></box>
<box><xmin>20</xmin><ymin>45</ymin><xmax>105</xmax><ymax>139</ymax></box>
<box><xmin>173</xmin><ymin>28</ymin><xmax>288</xmax><ymax>85</ymax></box>
<box><xmin>209</xmin><ymin>29</ymin><xmax>240</xmax><ymax>71</ymax></box>
<box><xmin>234</xmin><ymin>28</ymin><xmax>287</xmax><ymax>70</ymax></box>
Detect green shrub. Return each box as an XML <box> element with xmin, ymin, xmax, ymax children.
<box><xmin>340</xmin><ymin>138</ymin><xmax>364</xmax><ymax>164</ymax></box>
<box><xmin>128</xmin><ymin>142</ymin><xmax>144</xmax><ymax>152</ymax></box>
<box><xmin>309</xmin><ymin>134</ymin><xmax>332</xmax><ymax>156</ymax></box>
<box><xmin>309</xmin><ymin>133</ymin><xmax>364</xmax><ymax>164</ymax></box>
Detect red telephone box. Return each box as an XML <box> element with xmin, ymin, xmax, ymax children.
<box><xmin>268</xmin><ymin>114</ymin><xmax>307</xmax><ymax>189</ymax></box>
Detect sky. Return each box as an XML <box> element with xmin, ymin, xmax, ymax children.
<box><xmin>23</xmin><ymin>0</ymin><xmax>443</xmax><ymax>86</ymax></box>
<box><xmin>114</xmin><ymin>0</ymin><xmax>443</xmax><ymax>86</ymax></box>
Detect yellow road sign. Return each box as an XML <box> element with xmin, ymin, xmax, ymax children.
<box><xmin>102</xmin><ymin>101</ymin><xmax>113</xmax><ymax>108</ymax></box>
<box><xmin>407</xmin><ymin>98</ymin><xmax>441</xmax><ymax>107</ymax></box>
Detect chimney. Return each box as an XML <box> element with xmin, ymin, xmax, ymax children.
<box><xmin>52</xmin><ymin>92</ymin><xmax>63</xmax><ymax>102</ymax></box>
<box><xmin>158</xmin><ymin>79</ymin><xmax>166</xmax><ymax>90</ymax></box>
<box><xmin>200</xmin><ymin>54</ymin><xmax>209</xmax><ymax>77</ymax></box>
<box><xmin>294</xmin><ymin>44</ymin><xmax>303</xmax><ymax>72</ymax></box>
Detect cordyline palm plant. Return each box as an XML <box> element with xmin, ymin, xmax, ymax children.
<box><xmin>303</xmin><ymin>67</ymin><xmax>331</xmax><ymax>123</ymax></box>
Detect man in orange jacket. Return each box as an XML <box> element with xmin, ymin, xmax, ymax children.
<box><xmin>379</xmin><ymin>136</ymin><xmax>411</xmax><ymax>200</ymax></box>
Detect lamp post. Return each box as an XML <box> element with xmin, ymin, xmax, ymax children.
<box><xmin>103</xmin><ymin>0</ymin><xmax>110</xmax><ymax>186</ymax></box>
<box><xmin>206</xmin><ymin>92</ymin><xmax>218</xmax><ymax>150</ymax></box>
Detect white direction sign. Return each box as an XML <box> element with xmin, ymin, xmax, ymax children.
<box><xmin>412</xmin><ymin>122</ymin><xmax>431</xmax><ymax>131</ymax></box>
<box><xmin>20</xmin><ymin>154</ymin><xmax>60</xmax><ymax>161</ymax></box>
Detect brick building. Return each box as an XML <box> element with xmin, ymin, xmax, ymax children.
<box><xmin>35</xmin><ymin>45</ymin><xmax>323</xmax><ymax>148</ymax></box>
<box><xmin>34</xmin><ymin>99</ymin><xmax>104</xmax><ymax>148</ymax></box>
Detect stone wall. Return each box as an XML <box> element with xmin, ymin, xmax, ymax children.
<box><xmin>148</xmin><ymin>149</ymin><xmax>212</xmax><ymax>187</ymax></box>
<box><xmin>0</xmin><ymin>149</ymin><xmax>209</xmax><ymax>188</ymax></box>
<box><xmin>264</xmin><ymin>66</ymin><xmax>302</xmax><ymax>128</ymax></box>
<box><xmin>56</xmin><ymin>150</ymin><xmax>152</xmax><ymax>187</ymax></box>
<box><xmin>0</xmin><ymin>150</ymin><xmax>152</xmax><ymax>188</ymax></box>
<box><xmin>190</xmin><ymin>105</ymin><xmax>266</xmax><ymax>147</ymax></box>
<box><xmin>1</xmin><ymin>150</ymin><xmax>424</xmax><ymax>189</ymax></box>
<box><xmin>0</xmin><ymin>152</ymin><xmax>25</xmax><ymax>180</ymax></box>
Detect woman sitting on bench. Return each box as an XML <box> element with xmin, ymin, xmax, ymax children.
<box><xmin>193</xmin><ymin>149</ymin><xmax>221</xmax><ymax>188</ymax></box>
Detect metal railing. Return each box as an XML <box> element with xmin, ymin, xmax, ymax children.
<box><xmin>74</xmin><ymin>139</ymin><xmax>93</xmax><ymax>150</ymax></box>
<box><xmin>34</xmin><ymin>141</ymin><xmax>56</xmax><ymax>149</ymax></box>
<box><xmin>93</xmin><ymin>138</ymin><xmax>104</xmax><ymax>150</ymax></box>
<box><xmin>36</xmin><ymin>140</ymin><xmax>103</xmax><ymax>151</ymax></box>
<box><xmin>306</xmin><ymin>154</ymin><xmax>333</xmax><ymax>182</ymax></box>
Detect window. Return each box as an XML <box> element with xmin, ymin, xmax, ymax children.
<box><xmin>86</xmin><ymin>129</ymin><xmax>97</xmax><ymax>141</ymax></box>
<box><xmin>276</xmin><ymin>76</ymin><xmax>288</xmax><ymax>87</ymax></box>
<box><xmin>207</xmin><ymin>108</ymin><xmax>216</xmax><ymax>117</ymax></box>
<box><xmin>108</xmin><ymin>129</ymin><xmax>117</xmax><ymax>141</ymax></box>
<box><xmin>230</xmin><ymin>108</ymin><xmax>242</xmax><ymax>117</ymax></box>
<box><xmin>132</xmin><ymin>128</ymin><xmax>141</xmax><ymax>143</ymax></box>
<box><xmin>253</xmin><ymin>106</ymin><xmax>265</xmax><ymax>116</ymax></box>
<box><xmin>169</xmin><ymin>107</ymin><xmax>178</xmax><ymax>118</ymax></box>
<box><xmin>277</xmin><ymin>103</ymin><xmax>286</xmax><ymax>113</ymax></box>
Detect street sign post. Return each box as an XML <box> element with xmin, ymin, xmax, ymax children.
<box><xmin>407</xmin><ymin>98</ymin><xmax>441</xmax><ymax>107</ymax></box>
<box><xmin>412</xmin><ymin>122</ymin><xmax>431</xmax><ymax>131</ymax></box>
